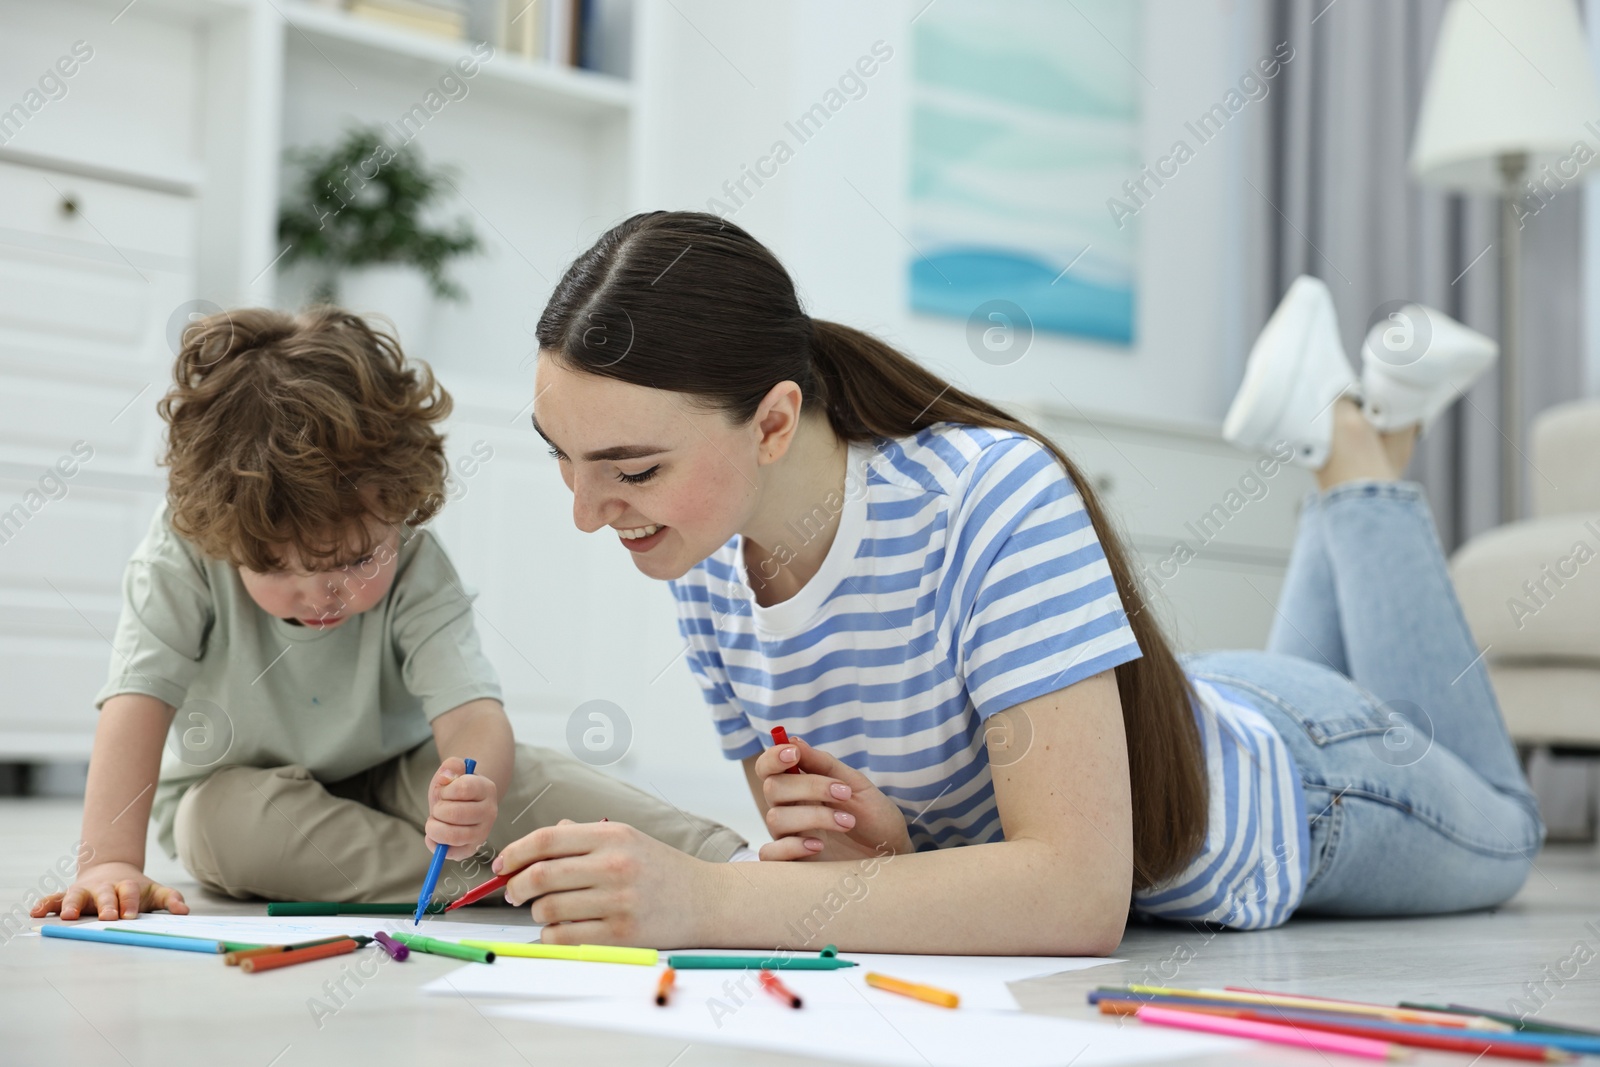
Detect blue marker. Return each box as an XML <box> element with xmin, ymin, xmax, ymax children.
<box><xmin>414</xmin><ymin>757</ymin><xmax>474</xmax><ymax>926</ymax></box>
<box><xmin>42</xmin><ymin>925</ymin><xmax>226</xmax><ymax>953</ymax></box>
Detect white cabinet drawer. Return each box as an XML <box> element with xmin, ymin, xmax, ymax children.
<box><xmin>0</xmin><ymin>226</ymin><xmax>194</xmax><ymax>476</ymax></box>
<box><xmin>0</xmin><ymin>159</ymin><xmax>195</xmax><ymax>265</ymax></box>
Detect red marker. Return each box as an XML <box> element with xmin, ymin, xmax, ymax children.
<box><xmin>759</xmin><ymin>969</ymin><xmax>802</xmax><ymax>1008</ymax></box>
<box><xmin>443</xmin><ymin>874</ymin><xmax>508</xmax><ymax>912</ymax></box>
<box><xmin>770</xmin><ymin>727</ymin><xmax>802</xmax><ymax>774</ymax></box>
<box><xmin>445</xmin><ymin>818</ymin><xmax>610</xmax><ymax>912</ymax></box>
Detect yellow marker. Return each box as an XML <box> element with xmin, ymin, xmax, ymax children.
<box><xmin>458</xmin><ymin>941</ymin><xmax>659</xmax><ymax>966</ymax></box>
<box><xmin>865</xmin><ymin>971</ymin><xmax>960</xmax><ymax>1009</ymax></box>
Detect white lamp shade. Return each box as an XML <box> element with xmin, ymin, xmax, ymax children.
<box><xmin>1411</xmin><ymin>0</ymin><xmax>1600</xmax><ymax>192</ymax></box>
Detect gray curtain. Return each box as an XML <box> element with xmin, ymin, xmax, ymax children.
<box><xmin>1243</xmin><ymin>0</ymin><xmax>1588</xmax><ymax>551</ymax></box>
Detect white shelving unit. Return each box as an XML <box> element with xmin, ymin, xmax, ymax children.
<box><xmin>281</xmin><ymin>2</ymin><xmax>634</xmax><ymax>118</ymax></box>
<box><xmin>0</xmin><ymin>0</ymin><xmax>641</xmax><ymax>763</ymax></box>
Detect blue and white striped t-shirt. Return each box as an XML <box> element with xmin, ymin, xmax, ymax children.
<box><xmin>669</xmin><ymin>423</ymin><xmax>1308</xmax><ymax>930</ymax></box>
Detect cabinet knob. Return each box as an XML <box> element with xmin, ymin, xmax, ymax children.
<box><xmin>59</xmin><ymin>194</ymin><xmax>79</xmax><ymax>217</ymax></box>
<box><xmin>1093</xmin><ymin>473</ymin><xmax>1115</xmax><ymax>495</ymax></box>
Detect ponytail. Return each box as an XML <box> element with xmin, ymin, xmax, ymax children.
<box><xmin>807</xmin><ymin>319</ymin><xmax>1207</xmax><ymax>889</ymax></box>
<box><xmin>540</xmin><ymin>212</ymin><xmax>1208</xmax><ymax>889</ymax></box>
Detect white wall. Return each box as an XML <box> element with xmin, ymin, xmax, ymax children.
<box><xmin>634</xmin><ymin>0</ymin><xmax>1257</xmax><ymax>426</ymax></box>
<box><xmin>1587</xmin><ymin>0</ymin><xmax>1600</xmax><ymax>396</ymax></box>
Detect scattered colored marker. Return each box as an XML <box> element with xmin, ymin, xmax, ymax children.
<box><xmin>268</xmin><ymin>902</ymin><xmax>444</xmax><ymax>917</ymax></box>
<box><xmin>865</xmin><ymin>971</ymin><xmax>960</xmax><ymax>1009</ymax></box>
<box><xmin>241</xmin><ymin>938</ymin><xmax>360</xmax><ymax>974</ymax></box>
<box><xmin>390</xmin><ymin>931</ymin><xmax>495</xmax><ymax>964</ymax></box>
<box><xmin>656</xmin><ymin>967</ymin><xmax>676</xmax><ymax>1006</ymax></box>
<box><xmin>373</xmin><ymin>931</ymin><xmax>410</xmax><ymax>961</ymax></box>
<box><xmin>225</xmin><ymin>936</ymin><xmax>365</xmax><ymax>966</ymax></box>
<box><xmin>759</xmin><ymin>969</ymin><xmax>802</xmax><ymax>1009</ymax></box>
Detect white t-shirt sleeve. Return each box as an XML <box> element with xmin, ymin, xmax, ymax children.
<box><xmin>952</xmin><ymin>437</ymin><xmax>1143</xmax><ymax>719</ymax></box>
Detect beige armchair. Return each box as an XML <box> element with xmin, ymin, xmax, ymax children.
<box><xmin>1451</xmin><ymin>398</ymin><xmax>1600</xmax><ymax>835</ymax></box>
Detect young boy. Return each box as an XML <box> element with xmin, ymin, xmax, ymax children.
<box><xmin>31</xmin><ymin>306</ymin><xmax>745</xmax><ymax>922</ymax></box>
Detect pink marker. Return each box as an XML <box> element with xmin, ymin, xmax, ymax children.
<box><xmin>1135</xmin><ymin>1006</ymin><xmax>1403</xmax><ymax>1061</ymax></box>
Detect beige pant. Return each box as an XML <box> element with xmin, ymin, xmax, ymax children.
<box><xmin>173</xmin><ymin>740</ymin><xmax>746</xmax><ymax>904</ymax></box>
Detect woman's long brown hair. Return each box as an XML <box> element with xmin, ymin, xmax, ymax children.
<box><xmin>537</xmin><ymin>211</ymin><xmax>1207</xmax><ymax>889</ymax></box>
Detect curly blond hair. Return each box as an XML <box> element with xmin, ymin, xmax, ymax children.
<box><xmin>158</xmin><ymin>306</ymin><xmax>452</xmax><ymax>571</ymax></box>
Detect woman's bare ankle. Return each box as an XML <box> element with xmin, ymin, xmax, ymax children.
<box><xmin>1315</xmin><ymin>399</ymin><xmax>1396</xmax><ymax>491</ymax></box>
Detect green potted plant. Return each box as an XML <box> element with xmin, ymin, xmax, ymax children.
<box><xmin>278</xmin><ymin>125</ymin><xmax>481</xmax><ymax>350</ymax></box>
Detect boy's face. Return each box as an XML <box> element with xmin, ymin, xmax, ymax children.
<box><xmin>237</xmin><ymin>526</ymin><xmax>402</xmax><ymax>629</ymax></box>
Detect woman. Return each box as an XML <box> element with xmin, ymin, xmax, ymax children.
<box><xmin>490</xmin><ymin>212</ymin><xmax>1542</xmax><ymax>954</ymax></box>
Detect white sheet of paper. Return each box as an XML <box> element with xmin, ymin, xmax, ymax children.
<box><xmin>50</xmin><ymin>914</ymin><xmax>545</xmax><ymax>946</ymax></box>
<box><xmin>488</xmin><ymin>997</ymin><xmax>1241</xmax><ymax>1067</ymax></box>
<box><xmin>431</xmin><ymin>950</ymin><xmax>1118</xmax><ymax>1012</ymax></box>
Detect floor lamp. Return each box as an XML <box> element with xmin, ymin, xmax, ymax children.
<box><xmin>1410</xmin><ymin>0</ymin><xmax>1600</xmax><ymax>522</ymax></box>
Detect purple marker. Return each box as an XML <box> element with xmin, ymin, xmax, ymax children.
<box><xmin>373</xmin><ymin>931</ymin><xmax>410</xmax><ymax>961</ymax></box>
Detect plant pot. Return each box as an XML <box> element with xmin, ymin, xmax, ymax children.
<box><xmin>337</xmin><ymin>264</ymin><xmax>435</xmax><ymax>357</ymax></box>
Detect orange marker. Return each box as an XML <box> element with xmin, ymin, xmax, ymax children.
<box><xmin>759</xmin><ymin>969</ymin><xmax>802</xmax><ymax>1008</ymax></box>
<box><xmin>656</xmin><ymin>967</ymin><xmax>676</xmax><ymax>1006</ymax></box>
<box><xmin>865</xmin><ymin>971</ymin><xmax>960</xmax><ymax>1009</ymax></box>
<box><xmin>770</xmin><ymin>727</ymin><xmax>802</xmax><ymax>774</ymax></box>
<box><xmin>226</xmin><ymin>935</ymin><xmax>365</xmax><ymax>966</ymax></box>
<box><xmin>240</xmin><ymin>938</ymin><xmax>360</xmax><ymax>973</ymax></box>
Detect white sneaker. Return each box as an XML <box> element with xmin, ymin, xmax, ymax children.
<box><xmin>1223</xmin><ymin>275</ymin><xmax>1359</xmax><ymax>469</ymax></box>
<box><xmin>1360</xmin><ymin>305</ymin><xmax>1498</xmax><ymax>433</ymax></box>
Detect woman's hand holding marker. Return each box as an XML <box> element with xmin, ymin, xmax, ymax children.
<box><xmin>425</xmin><ymin>756</ymin><xmax>497</xmax><ymax>859</ymax></box>
<box><xmin>493</xmin><ymin>818</ymin><xmax>711</xmax><ymax>948</ymax></box>
<box><xmin>757</xmin><ymin>731</ymin><xmax>913</xmax><ymax>863</ymax></box>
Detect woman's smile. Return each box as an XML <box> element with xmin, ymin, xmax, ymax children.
<box><xmin>616</xmin><ymin>523</ymin><xmax>669</xmax><ymax>552</ymax></box>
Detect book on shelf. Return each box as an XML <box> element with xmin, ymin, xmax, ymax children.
<box><xmin>343</xmin><ymin>0</ymin><xmax>631</xmax><ymax>76</ymax></box>
<box><xmin>577</xmin><ymin>0</ymin><xmax>632</xmax><ymax>77</ymax></box>
<box><xmin>347</xmin><ymin>0</ymin><xmax>467</xmax><ymax>40</ymax></box>
<box><xmin>499</xmin><ymin>0</ymin><xmax>542</xmax><ymax>59</ymax></box>
<box><xmin>490</xmin><ymin>0</ymin><xmax>632</xmax><ymax>76</ymax></box>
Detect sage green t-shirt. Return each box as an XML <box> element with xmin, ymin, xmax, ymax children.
<box><xmin>95</xmin><ymin>505</ymin><xmax>502</xmax><ymax>858</ymax></box>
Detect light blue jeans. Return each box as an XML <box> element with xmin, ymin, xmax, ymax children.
<box><xmin>1183</xmin><ymin>481</ymin><xmax>1544</xmax><ymax>917</ymax></box>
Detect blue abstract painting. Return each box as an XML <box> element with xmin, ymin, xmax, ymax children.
<box><xmin>909</xmin><ymin>0</ymin><xmax>1141</xmax><ymax>346</ymax></box>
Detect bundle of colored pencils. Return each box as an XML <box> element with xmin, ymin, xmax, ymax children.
<box><xmin>1090</xmin><ymin>984</ymin><xmax>1600</xmax><ymax>1062</ymax></box>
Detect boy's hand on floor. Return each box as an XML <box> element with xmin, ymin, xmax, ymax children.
<box><xmin>28</xmin><ymin>861</ymin><xmax>190</xmax><ymax>921</ymax></box>
<box><xmin>425</xmin><ymin>757</ymin><xmax>498</xmax><ymax>859</ymax></box>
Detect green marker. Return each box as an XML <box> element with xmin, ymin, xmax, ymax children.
<box><xmin>267</xmin><ymin>902</ymin><xmax>446</xmax><ymax>917</ymax></box>
<box><xmin>390</xmin><ymin>931</ymin><xmax>495</xmax><ymax>964</ymax></box>
<box><xmin>666</xmin><ymin>954</ymin><xmax>857</xmax><ymax>970</ymax></box>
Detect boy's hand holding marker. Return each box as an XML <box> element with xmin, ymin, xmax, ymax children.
<box><xmin>756</xmin><ymin>730</ymin><xmax>913</xmax><ymax>863</ymax></box>
<box><xmin>423</xmin><ymin>756</ymin><xmax>497</xmax><ymax>859</ymax></box>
